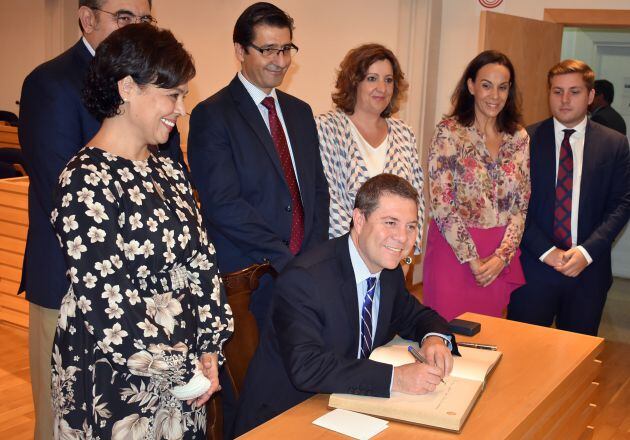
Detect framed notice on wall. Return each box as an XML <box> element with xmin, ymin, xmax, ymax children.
<box><xmin>620</xmin><ymin>77</ymin><xmax>630</xmax><ymax>116</ymax></box>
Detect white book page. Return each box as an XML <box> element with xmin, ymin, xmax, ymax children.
<box><xmin>370</xmin><ymin>339</ymin><xmax>501</xmax><ymax>382</ymax></box>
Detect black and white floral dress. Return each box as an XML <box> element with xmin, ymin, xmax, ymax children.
<box><xmin>50</xmin><ymin>147</ymin><xmax>233</xmax><ymax>439</ymax></box>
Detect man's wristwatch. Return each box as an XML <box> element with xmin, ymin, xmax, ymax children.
<box><xmin>401</xmin><ymin>256</ymin><xmax>413</xmax><ymax>265</ymax></box>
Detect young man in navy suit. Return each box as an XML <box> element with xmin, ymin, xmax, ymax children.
<box><xmin>18</xmin><ymin>2</ymin><xmax>182</xmax><ymax>437</ymax></box>
<box><xmin>187</xmin><ymin>2</ymin><xmax>329</xmax><ymax>328</ymax></box>
<box><xmin>508</xmin><ymin>60</ymin><xmax>630</xmax><ymax>336</ymax></box>
<box><xmin>234</xmin><ymin>174</ymin><xmax>456</xmax><ymax>436</ymax></box>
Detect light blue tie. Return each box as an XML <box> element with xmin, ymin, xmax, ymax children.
<box><xmin>360</xmin><ymin>277</ymin><xmax>377</xmax><ymax>359</ymax></box>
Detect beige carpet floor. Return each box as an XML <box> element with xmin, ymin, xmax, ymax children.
<box><xmin>599</xmin><ymin>277</ymin><xmax>630</xmax><ymax>343</ymax></box>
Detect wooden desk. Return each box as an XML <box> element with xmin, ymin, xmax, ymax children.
<box><xmin>239</xmin><ymin>313</ymin><xmax>603</xmax><ymax>439</ymax></box>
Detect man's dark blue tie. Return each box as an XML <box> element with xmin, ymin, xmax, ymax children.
<box><xmin>360</xmin><ymin>277</ymin><xmax>377</xmax><ymax>359</ymax></box>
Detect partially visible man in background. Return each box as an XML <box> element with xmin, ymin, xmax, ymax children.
<box><xmin>589</xmin><ymin>79</ymin><xmax>627</xmax><ymax>135</ymax></box>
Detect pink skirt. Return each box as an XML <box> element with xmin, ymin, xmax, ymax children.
<box><xmin>422</xmin><ymin>220</ymin><xmax>525</xmax><ymax>321</ymax></box>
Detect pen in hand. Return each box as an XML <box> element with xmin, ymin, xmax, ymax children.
<box><xmin>408</xmin><ymin>346</ymin><xmax>446</xmax><ymax>384</ymax></box>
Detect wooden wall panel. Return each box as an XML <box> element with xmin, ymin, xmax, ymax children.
<box><xmin>0</xmin><ymin>177</ymin><xmax>28</xmax><ymax>328</ymax></box>
<box><xmin>0</xmin><ymin>292</ymin><xmax>29</xmax><ymax>314</ymax></box>
<box><xmin>544</xmin><ymin>9</ymin><xmax>630</xmax><ymax>28</ymax></box>
<box><xmin>0</xmin><ymin>279</ymin><xmax>21</xmax><ymax>296</ymax></box>
<box><xmin>0</xmin><ymin>206</ymin><xmax>28</xmax><ymax>225</ymax></box>
<box><xmin>0</xmin><ymin>236</ymin><xmax>25</xmax><ymax>254</ymax></box>
<box><xmin>0</xmin><ymin>250</ymin><xmax>23</xmax><ymax>268</ymax></box>
<box><xmin>0</xmin><ymin>191</ymin><xmax>28</xmax><ymax>210</ymax></box>
<box><xmin>479</xmin><ymin>11</ymin><xmax>564</xmax><ymax>126</ymax></box>
<box><xmin>0</xmin><ymin>222</ymin><xmax>27</xmax><ymax>242</ymax></box>
<box><xmin>0</xmin><ymin>126</ymin><xmax>19</xmax><ymax>149</ymax></box>
<box><xmin>0</xmin><ymin>265</ymin><xmax>22</xmax><ymax>284</ymax></box>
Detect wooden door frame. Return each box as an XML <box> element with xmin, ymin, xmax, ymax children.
<box><xmin>544</xmin><ymin>9</ymin><xmax>630</xmax><ymax>28</ymax></box>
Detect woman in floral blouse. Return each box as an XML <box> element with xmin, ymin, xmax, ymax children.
<box><xmin>316</xmin><ymin>44</ymin><xmax>424</xmax><ymax>269</ymax></box>
<box><xmin>423</xmin><ymin>50</ymin><xmax>530</xmax><ymax>321</ymax></box>
<box><xmin>50</xmin><ymin>25</ymin><xmax>233</xmax><ymax>439</ymax></box>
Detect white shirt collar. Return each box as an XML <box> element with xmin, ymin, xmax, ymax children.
<box><xmin>348</xmin><ymin>235</ymin><xmax>381</xmax><ymax>285</ymax></box>
<box><xmin>553</xmin><ymin>116</ymin><xmax>587</xmax><ymax>139</ymax></box>
<box><xmin>81</xmin><ymin>36</ymin><xmax>95</xmax><ymax>57</ymax></box>
<box><xmin>237</xmin><ymin>71</ymin><xmax>279</xmax><ymax>105</ymax></box>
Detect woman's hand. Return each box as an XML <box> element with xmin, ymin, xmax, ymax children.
<box><xmin>469</xmin><ymin>258</ymin><xmax>483</xmax><ymax>280</ymax></box>
<box><xmin>475</xmin><ymin>255</ymin><xmax>505</xmax><ymax>287</ymax></box>
<box><xmin>187</xmin><ymin>353</ymin><xmax>220</xmax><ymax>407</ymax></box>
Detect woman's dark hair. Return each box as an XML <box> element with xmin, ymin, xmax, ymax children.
<box><xmin>233</xmin><ymin>2</ymin><xmax>294</xmax><ymax>50</ymax></box>
<box><xmin>448</xmin><ymin>50</ymin><xmax>522</xmax><ymax>135</ymax></box>
<box><xmin>332</xmin><ymin>43</ymin><xmax>408</xmax><ymax>118</ymax></box>
<box><xmin>83</xmin><ymin>23</ymin><xmax>195</xmax><ymax>121</ymax></box>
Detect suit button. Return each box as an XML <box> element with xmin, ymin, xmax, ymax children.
<box><xmin>282</xmin><ymin>239</ymin><xmax>289</xmax><ymax>246</ymax></box>
<box><xmin>285</xmin><ymin>205</ymin><xmax>292</xmax><ymax>212</ymax></box>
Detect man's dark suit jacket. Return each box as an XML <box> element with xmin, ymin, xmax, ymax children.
<box><xmin>234</xmin><ymin>235</ymin><xmax>453</xmax><ymax>435</ymax></box>
<box><xmin>520</xmin><ymin>118</ymin><xmax>630</xmax><ymax>292</ymax></box>
<box><xmin>18</xmin><ymin>39</ymin><xmax>182</xmax><ymax>309</ymax></box>
<box><xmin>591</xmin><ymin>105</ymin><xmax>627</xmax><ymax>136</ymax></box>
<box><xmin>187</xmin><ymin>75</ymin><xmax>329</xmax><ymax>319</ymax></box>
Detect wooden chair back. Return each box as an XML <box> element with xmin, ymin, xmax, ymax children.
<box><xmin>206</xmin><ymin>262</ymin><xmax>277</xmax><ymax>439</ymax></box>
<box><xmin>221</xmin><ymin>262</ymin><xmax>276</xmax><ymax>396</ymax></box>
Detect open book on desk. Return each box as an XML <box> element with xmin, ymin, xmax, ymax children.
<box><xmin>328</xmin><ymin>337</ymin><xmax>502</xmax><ymax>432</ymax></box>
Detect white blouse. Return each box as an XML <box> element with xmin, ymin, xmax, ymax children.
<box><xmin>348</xmin><ymin>119</ymin><xmax>389</xmax><ymax>178</ymax></box>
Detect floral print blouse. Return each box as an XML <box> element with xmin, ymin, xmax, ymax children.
<box><xmin>428</xmin><ymin>117</ymin><xmax>530</xmax><ymax>264</ymax></box>
<box><xmin>50</xmin><ymin>147</ymin><xmax>233</xmax><ymax>439</ymax></box>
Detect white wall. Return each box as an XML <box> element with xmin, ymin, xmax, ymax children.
<box><xmin>435</xmin><ymin>0</ymin><xmax>630</xmax><ymax>126</ymax></box>
<box><xmin>0</xmin><ymin>0</ymin><xmax>47</xmax><ymax>116</ymax></box>
<box><xmin>561</xmin><ymin>27</ymin><xmax>630</xmax><ymax>125</ymax></box>
<box><xmin>152</xmin><ymin>0</ymin><xmax>404</xmax><ymax>142</ymax></box>
<box><xmin>7</xmin><ymin>1</ymin><xmax>630</xmax><ymax>133</ymax></box>
<box><xmin>4</xmin><ymin>0</ymin><xmax>407</xmax><ymax>137</ymax></box>
<box><xmin>1</xmin><ymin>0</ymin><xmax>79</xmax><ymax>117</ymax></box>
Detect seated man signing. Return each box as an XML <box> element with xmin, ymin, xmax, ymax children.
<box><xmin>235</xmin><ymin>173</ymin><xmax>457</xmax><ymax>435</ymax></box>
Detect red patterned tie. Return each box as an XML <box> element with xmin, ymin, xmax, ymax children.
<box><xmin>261</xmin><ymin>97</ymin><xmax>304</xmax><ymax>254</ymax></box>
<box><xmin>553</xmin><ymin>129</ymin><xmax>575</xmax><ymax>250</ymax></box>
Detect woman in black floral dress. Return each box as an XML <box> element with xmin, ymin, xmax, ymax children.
<box><xmin>50</xmin><ymin>24</ymin><xmax>233</xmax><ymax>439</ymax></box>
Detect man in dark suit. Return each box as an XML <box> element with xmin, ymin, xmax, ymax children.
<box><xmin>18</xmin><ymin>2</ymin><xmax>182</xmax><ymax>437</ymax></box>
<box><xmin>187</xmin><ymin>2</ymin><xmax>329</xmax><ymax>327</ymax></box>
<box><xmin>508</xmin><ymin>60</ymin><xmax>630</xmax><ymax>336</ymax></box>
<box><xmin>589</xmin><ymin>79</ymin><xmax>627</xmax><ymax>136</ymax></box>
<box><xmin>234</xmin><ymin>174</ymin><xmax>456</xmax><ymax>435</ymax></box>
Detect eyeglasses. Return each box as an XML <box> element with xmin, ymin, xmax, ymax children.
<box><xmin>91</xmin><ymin>7</ymin><xmax>157</xmax><ymax>27</ymax></box>
<box><xmin>248</xmin><ymin>43</ymin><xmax>299</xmax><ymax>58</ymax></box>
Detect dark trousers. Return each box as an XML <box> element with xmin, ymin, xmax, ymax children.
<box><xmin>220</xmin><ymin>367</ymin><xmax>238</xmax><ymax>440</ymax></box>
<box><xmin>507</xmin><ymin>262</ymin><xmax>609</xmax><ymax>336</ymax></box>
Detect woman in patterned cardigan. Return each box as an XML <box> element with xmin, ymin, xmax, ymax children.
<box><xmin>423</xmin><ymin>50</ymin><xmax>530</xmax><ymax>321</ymax></box>
<box><xmin>316</xmin><ymin>44</ymin><xmax>424</xmax><ymax>269</ymax></box>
